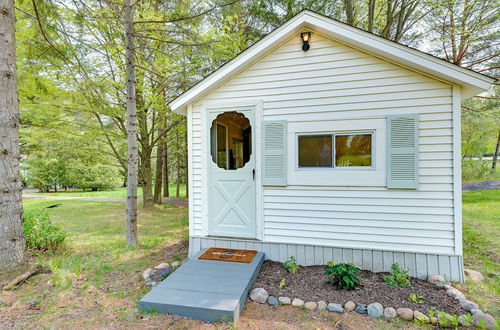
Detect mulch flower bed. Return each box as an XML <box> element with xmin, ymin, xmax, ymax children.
<box><xmin>252</xmin><ymin>260</ymin><xmax>463</xmax><ymax>315</ymax></box>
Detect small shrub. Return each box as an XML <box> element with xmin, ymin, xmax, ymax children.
<box><xmin>279</xmin><ymin>278</ymin><xmax>286</xmax><ymax>289</ymax></box>
<box><xmin>408</xmin><ymin>293</ymin><xmax>424</xmax><ymax>304</ymax></box>
<box><xmin>384</xmin><ymin>263</ymin><xmax>411</xmax><ymax>287</ymax></box>
<box><xmin>323</xmin><ymin>261</ymin><xmax>362</xmax><ymax>290</ymax></box>
<box><xmin>24</xmin><ymin>210</ymin><xmax>66</xmax><ymax>251</ymax></box>
<box><xmin>283</xmin><ymin>256</ymin><xmax>299</xmax><ymax>274</ymax></box>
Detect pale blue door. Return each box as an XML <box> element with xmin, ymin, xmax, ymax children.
<box><xmin>208</xmin><ymin>108</ymin><xmax>256</xmax><ymax>238</ymax></box>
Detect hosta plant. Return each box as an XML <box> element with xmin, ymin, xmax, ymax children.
<box><xmin>323</xmin><ymin>261</ymin><xmax>362</xmax><ymax>290</ymax></box>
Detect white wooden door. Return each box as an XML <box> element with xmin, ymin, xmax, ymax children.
<box><xmin>208</xmin><ymin>108</ymin><xmax>256</xmax><ymax>238</ymax></box>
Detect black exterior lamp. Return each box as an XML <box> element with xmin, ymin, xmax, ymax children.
<box><xmin>301</xmin><ymin>32</ymin><xmax>311</xmax><ymax>51</ymax></box>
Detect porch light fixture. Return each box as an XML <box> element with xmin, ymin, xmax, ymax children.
<box><xmin>301</xmin><ymin>32</ymin><xmax>311</xmax><ymax>51</ymax></box>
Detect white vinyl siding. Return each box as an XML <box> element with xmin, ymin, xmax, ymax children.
<box><xmin>190</xmin><ymin>33</ymin><xmax>456</xmax><ymax>254</ymax></box>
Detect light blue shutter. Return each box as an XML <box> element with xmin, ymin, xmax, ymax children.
<box><xmin>387</xmin><ymin>114</ymin><xmax>419</xmax><ymax>189</ymax></box>
<box><xmin>262</xmin><ymin>120</ymin><xmax>287</xmax><ymax>186</ymax></box>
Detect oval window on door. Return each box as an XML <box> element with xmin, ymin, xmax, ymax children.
<box><xmin>210</xmin><ymin>111</ymin><xmax>252</xmax><ymax>170</ymax></box>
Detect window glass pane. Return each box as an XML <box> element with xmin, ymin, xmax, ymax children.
<box><xmin>335</xmin><ymin>134</ymin><xmax>372</xmax><ymax>167</ymax></box>
<box><xmin>298</xmin><ymin>135</ymin><xmax>332</xmax><ymax>167</ymax></box>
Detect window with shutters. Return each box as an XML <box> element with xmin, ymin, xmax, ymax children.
<box><xmin>298</xmin><ymin>132</ymin><xmax>374</xmax><ymax>169</ymax></box>
<box><xmin>210</xmin><ymin>111</ymin><xmax>252</xmax><ymax>170</ymax></box>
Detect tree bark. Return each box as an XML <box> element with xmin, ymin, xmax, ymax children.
<box><xmin>124</xmin><ymin>0</ymin><xmax>138</xmax><ymax>245</ymax></box>
<box><xmin>153</xmin><ymin>142</ymin><xmax>163</xmax><ymax>204</ymax></box>
<box><xmin>0</xmin><ymin>0</ymin><xmax>25</xmax><ymax>275</ymax></box>
<box><xmin>162</xmin><ymin>139</ymin><xmax>169</xmax><ymax>197</ymax></box>
<box><xmin>492</xmin><ymin>130</ymin><xmax>500</xmax><ymax>171</ymax></box>
<box><xmin>176</xmin><ymin>130</ymin><xmax>180</xmax><ymax>198</ymax></box>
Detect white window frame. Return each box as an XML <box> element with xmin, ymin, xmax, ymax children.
<box><xmin>296</xmin><ymin>131</ymin><xmax>376</xmax><ymax>170</ymax></box>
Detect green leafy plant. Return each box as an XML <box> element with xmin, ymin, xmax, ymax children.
<box><xmin>283</xmin><ymin>256</ymin><xmax>299</xmax><ymax>274</ymax></box>
<box><xmin>323</xmin><ymin>261</ymin><xmax>362</xmax><ymax>290</ymax></box>
<box><xmin>436</xmin><ymin>310</ymin><xmax>459</xmax><ymax>328</ymax></box>
<box><xmin>384</xmin><ymin>263</ymin><xmax>411</xmax><ymax>287</ymax></box>
<box><xmin>279</xmin><ymin>278</ymin><xmax>286</xmax><ymax>289</ymax></box>
<box><xmin>24</xmin><ymin>210</ymin><xmax>66</xmax><ymax>252</ymax></box>
<box><xmin>408</xmin><ymin>293</ymin><xmax>424</xmax><ymax>304</ymax></box>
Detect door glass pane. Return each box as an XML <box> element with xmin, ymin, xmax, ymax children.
<box><xmin>210</xmin><ymin>111</ymin><xmax>251</xmax><ymax>170</ymax></box>
<box><xmin>335</xmin><ymin>134</ymin><xmax>372</xmax><ymax>167</ymax></box>
<box><xmin>298</xmin><ymin>135</ymin><xmax>332</xmax><ymax>167</ymax></box>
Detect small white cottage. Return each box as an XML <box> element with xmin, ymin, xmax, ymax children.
<box><xmin>170</xmin><ymin>10</ymin><xmax>494</xmax><ymax>281</ymax></box>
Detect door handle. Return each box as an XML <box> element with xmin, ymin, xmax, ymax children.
<box><xmin>252</xmin><ymin>169</ymin><xmax>255</xmax><ymax>180</ymax></box>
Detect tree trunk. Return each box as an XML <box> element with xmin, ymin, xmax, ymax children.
<box><xmin>153</xmin><ymin>143</ymin><xmax>163</xmax><ymax>204</ymax></box>
<box><xmin>185</xmin><ymin>129</ymin><xmax>188</xmax><ymax>198</ymax></box>
<box><xmin>0</xmin><ymin>0</ymin><xmax>25</xmax><ymax>275</ymax></box>
<box><xmin>124</xmin><ymin>0</ymin><xmax>138</xmax><ymax>246</ymax></box>
<box><xmin>176</xmin><ymin>130</ymin><xmax>180</xmax><ymax>198</ymax></box>
<box><xmin>140</xmin><ymin>147</ymin><xmax>154</xmax><ymax>207</ymax></box>
<box><xmin>162</xmin><ymin>140</ymin><xmax>169</xmax><ymax>197</ymax></box>
<box><xmin>367</xmin><ymin>0</ymin><xmax>375</xmax><ymax>32</ymax></box>
<box><xmin>492</xmin><ymin>130</ymin><xmax>500</xmax><ymax>172</ymax></box>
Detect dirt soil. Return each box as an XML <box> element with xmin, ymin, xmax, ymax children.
<box><xmin>253</xmin><ymin>260</ymin><xmax>463</xmax><ymax>315</ymax></box>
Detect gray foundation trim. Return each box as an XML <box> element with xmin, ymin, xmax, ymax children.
<box><xmin>189</xmin><ymin>236</ymin><xmax>464</xmax><ymax>282</ymax></box>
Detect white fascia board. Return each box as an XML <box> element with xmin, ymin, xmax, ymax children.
<box><xmin>171</xmin><ymin>10</ymin><xmax>494</xmax><ymax>114</ymax></box>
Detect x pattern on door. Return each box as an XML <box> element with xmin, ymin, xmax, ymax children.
<box><xmin>212</xmin><ymin>178</ymin><xmax>252</xmax><ymax>229</ymax></box>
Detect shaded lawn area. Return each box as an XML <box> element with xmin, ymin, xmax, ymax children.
<box><xmin>456</xmin><ymin>189</ymin><xmax>500</xmax><ymax>319</ymax></box>
<box><xmin>23</xmin><ymin>184</ymin><xmax>187</xmax><ymax>199</ymax></box>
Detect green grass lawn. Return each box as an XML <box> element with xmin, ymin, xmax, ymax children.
<box><xmin>24</xmin><ymin>184</ymin><xmax>187</xmax><ymax>199</ymax></box>
<box><xmin>458</xmin><ymin>189</ymin><xmax>500</xmax><ymax>318</ymax></box>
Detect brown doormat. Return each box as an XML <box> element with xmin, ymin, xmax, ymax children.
<box><xmin>198</xmin><ymin>248</ymin><xmax>258</xmax><ymax>263</ymax></box>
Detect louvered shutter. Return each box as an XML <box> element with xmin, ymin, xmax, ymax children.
<box><xmin>262</xmin><ymin>120</ymin><xmax>287</xmax><ymax>186</ymax></box>
<box><xmin>387</xmin><ymin>114</ymin><xmax>419</xmax><ymax>189</ymax></box>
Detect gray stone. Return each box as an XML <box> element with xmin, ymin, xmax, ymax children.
<box><xmin>304</xmin><ymin>301</ymin><xmax>317</xmax><ymax>310</ymax></box>
<box><xmin>142</xmin><ymin>268</ymin><xmax>153</xmax><ymax>281</ymax></box>
<box><xmin>397</xmin><ymin>307</ymin><xmax>414</xmax><ymax>320</ymax></box>
<box><xmin>250</xmin><ymin>288</ymin><xmax>269</xmax><ymax>304</ymax></box>
<box><xmin>267</xmin><ymin>296</ymin><xmax>279</xmax><ymax>306</ymax></box>
<box><xmin>473</xmin><ymin>313</ymin><xmax>496</xmax><ymax>329</ymax></box>
<box><xmin>446</xmin><ymin>287</ymin><xmax>465</xmax><ymax>299</ymax></box>
<box><xmin>171</xmin><ymin>261</ymin><xmax>182</xmax><ymax>268</ymax></box>
<box><xmin>327</xmin><ymin>303</ymin><xmax>344</xmax><ymax>313</ymax></box>
<box><xmin>458</xmin><ymin>314</ymin><xmax>474</xmax><ymax>327</ymax></box>
<box><xmin>344</xmin><ymin>301</ymin><xmax>356</xmax><ymax>312</ymax></box>
<box><xmin>367</xmin><ymin>303</ymin><xmax>383</xmax><ymax>318</ymax></box>
<box><xmin>471</xmin><ymin>308</ymin><xmax>484</xmax><ymax>315</ymax></box>
<box><xmin>384</xmin><ymin>307</ymin><xmax>397</xmax><ymax>319</ymax></box>
<box><xmin>414</xmin><ymin>310</ymin><xmax>429</xmax><ymax>323</ymax></box>
<box><xmin>456</xmin><ymin>296</ymin><xmax>467</xmax><ymax>302</ymax></box>
<box><xmin>317</xmin><ymin>301</ymin><xmax>327</xmax><ymax>311</ymax></box>
<box><xmin>292</xmin><ymin>298</ymin><xmax>304</xmax><ymax>307</ymax></box>
<box><xmin>464</xmin><ymin>269</ymin><xmax>484</xmax><ymax>282</ymax></box>
<box><xmin>155</xmin><ymin>263</ymin><xmax>169</xmax><ymax>270</ymax></box>
<box><xmin>427</xmin><ymin>274</ymin><xmax>445</xmax><ymax>283</ymax></box>
<box><xmin>278</xmin><ymin>296</ymin><xmax>291</xmax><ymax>305</ymax></box>
<box><xmin>355</xmin><ymin>304</ymin><xmax>367</xmax><ymax>314</ymax></box>
<box><xmin>433</xmin><ymin>280</ymin><xmax>451</xmax><ymax>288</ymax></box>
<box><xmin>460</xmin><ymin>299</ymin><xmax>479</xmax><ymax>311</ymax></box>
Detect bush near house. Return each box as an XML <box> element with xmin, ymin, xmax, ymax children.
<box><xmin>323</xmin><ymin>261</ymin><xmax>362</xmax><ymax>290</ymax></box>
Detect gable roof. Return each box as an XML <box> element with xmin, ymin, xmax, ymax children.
<box><xmin>170</xmin><ymin>10</ymin><xmax>495</xmax><ymax>114</ymax></box>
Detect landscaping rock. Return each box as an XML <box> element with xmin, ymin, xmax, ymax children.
<box><xmin>367</xmin><ymin>303</ymin><xmax>383</xmax><ymax>318</ymax></box>
<box><xmin>142</xmin><ymin>268</ymin><xmax>153</xmax><ymax>281</ymax></box>
<box><xmin>304</xmin><ymin>301</ymin><xmax>317</xmax><ymax>310</ymax></box>
<box><xmin>145</xmin><ymin>281</ymin><xmax>156</xmax><ymax>287</ymax></box>
<box><xmin>355</xmin><ymin>304</ymin><xmax>367</xmax><ymax>314</ymax></box>
<box><xmin>446</xmin><ymin>287</ymin><xmax>465</xmax><ymax>299</ymax></box>
<box><xmin>267</xmin><ymin>296</ymin><xmax>279</xmax><ymax>306</ymax></box>
<box><xmin>473</xmin><ymin>313</ymin><xmax>496</xmax><ymax>329</ymax></box>
<box><xmin>292</xmin><ymin>298</ymin><xmax>304</xmax><ymax>307</ymax></box>
<box><xmin>427</xmin><ymin>274</ymin><xmax>445</xmax><ymax>283</ymax></box>
<box><xmin>434</xmin><ymin>280</ymin><xmax>451</xmax><ymax>288</ymax></box>
<box><xmin>397</xmin><ymin>307</ymin><xmax>414</xmax><ymax>320</ymax></box>
<box><xmin>154</xmin><ymin>263</ymin><xmax>169</xmax><ymax>270</ymax></box>
<box><xmin>317</xmin><ymin>301</ymin><xmax>327</xmax><ymax>311</ymax></box>
<box><xmin>250</xmin><ymin>288</ymin><xmax>269</xmax><ymax>304</ymax></box>
<box><xmin>459</xmin><ymin>299</ymin><xmax>479</xmax><ymax>311</ymax></box>
<box><xmin>458</xmin><ymin>314</ymin><xmax>474</xmax><ymax>327</ymax></box>
<box><xmin>464</xmin><ymin>269</ymin><xmax>484</xmax><ymax>282</ymax></box>
<box><xmin>414</xmin><ymin>310</ymin><xmax>429</xmax><ymax>323</ymax></box>
<box><xmin>471</xmin><ymin>308</ymin><xmax>484</xmax><ymax>315</ymax></box>
<box><xmin>344</xmin><ymin>301</ymin><xmax>356</xmax><ymax>312</ymax></box>
<box><xmin>384</xmin><ymin>307</ymin><xmax>397</xmax><ymax>319</ymax></box>
<box><xmin>278</xmin><ymin>296</ymin><xmax>291</xmax><ymax>305</ymax></box>
<box><xmin>327</xmin><ymin>303</ymin><xmax>344</xmax><ymax>313</ymax></box>
<box><xmin>171</xmin><ymin>261</ymin><xmax>182</xmax><ymax>268</ymax></box>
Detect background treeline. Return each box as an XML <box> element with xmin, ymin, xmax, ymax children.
<box><xmin>16</xmin><ymin>0</ymin><xmax>499</xmax><ymax>205</ymax></box>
